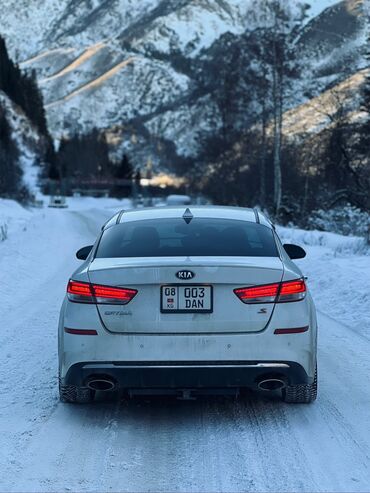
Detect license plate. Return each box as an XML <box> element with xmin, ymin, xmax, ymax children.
<box><xmin>161</xmin><ymin>285</ymin><xmax>213</xmax><ymax>313</ymax></box>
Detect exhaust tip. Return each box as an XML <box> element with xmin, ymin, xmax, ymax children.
<box><xmin>258</xmin><ymin>378</ymin><xmax>286</xmax><ymax>391</ymax></box>
<box><xmin>86</xmin><ymin>378</ymin><xmax>116</xmax><ymax>391</ymax></box>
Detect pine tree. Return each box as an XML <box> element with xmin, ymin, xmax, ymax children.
<box><xmin>56</xmin><ymin>129</ymin><xmax>113</xmax><ymax>181</ymax></box>
<box><xmin>362</xmin><ymin>33</ymin><xmax>370</xmax><ymax>141</ymax></box>
<box><xmin>23</xmin><ymin>70</ymin><xmax>49</xmax><ymax>136</ymax></box>
<box><xmin>45</xmin><ymin>140</ymin><xmax>60</xmax><ymax>181</ymax></box>
<box><xmin>0</xmin><ymin>36</ymin><xmax>49</xmax><ymax>137</ymax></box>
<box><xmin>356</xmin><ymin>32</ymin><xmax>370</xmax><ymax>210</ymax></box>
<box><xmin>0</xmin><ymin>105</ymin><xmax>21</xmax><ymax>197</ymax></box>
<box><xmin>114</xmin><ymin>154</ymin><xmax>133</xmax><ymax>179</ymax></box>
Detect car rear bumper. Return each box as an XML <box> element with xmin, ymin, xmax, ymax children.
<box><xmin>59</xmin><ymin>298</ymin><xmax>318</xmax><ymax>385</ymax></box>
<box><xmin>63</xmin><ymin>360</ymin><xmax>313</xmax><ymax>390</ymax></box>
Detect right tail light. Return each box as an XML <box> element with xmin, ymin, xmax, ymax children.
<box><xmin>234</xmin><ymin>279</ymin><xmax>306</xmax><ymax>304</ymax></box>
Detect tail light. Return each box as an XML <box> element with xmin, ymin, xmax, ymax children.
<box><xmin>234</xmin><ymin>278</ymin><xmax>306</xmax><ymax>304</ymax></box>
<box><xmin>278</xmin><ymin>279</ymin><xmax>306</xmax><ymax>302</ymax></box>
<box><xmin>67</xmin><ymin>280</ymin><xmax>137</xmax><ymax>305</ymax></box>
<box><xmin>234</xmin><ymin>283</ymin><xmax>279</xmax><ymax>304</ymax></box>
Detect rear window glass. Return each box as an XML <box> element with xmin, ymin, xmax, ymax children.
<box><xmin>96</xmin><ymin>218</ymin><xmax>278</xmax><ymax>258</ymax></box>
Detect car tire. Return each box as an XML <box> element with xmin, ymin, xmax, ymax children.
<box><xmin>59</xmin><ymin>377</ymin><xmax>95</xmax><ymax>404</ymax></box>
<box><xmin>282</xmin><ymin>366</ymin><xmax>317</xmax><ymax>404</ymax></box>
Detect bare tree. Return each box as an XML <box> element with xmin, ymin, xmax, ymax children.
<box><xmin>272</xmin><ymin>14</ymin><xmax>283</xmax><ymax>214</ymax></box>
<box><xmin>305</xmin><ymin>87</ymin><xmax>369</xmax><ymax>209</ymax></box>
<box><xmin>259</xmin><ymin>0</ymin><xmax>307</xmax><ymax>214</ymax></box>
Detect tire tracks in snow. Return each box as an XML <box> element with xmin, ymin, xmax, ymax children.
<box><xmin>0</xmin><ymin>209</ymin><xmax>107</xmax><ymax>491</ymax></box>
<box><xmin>230</xmin><ymin>397</ymin><xmax>319</xmax><ymax>492</ymax></box>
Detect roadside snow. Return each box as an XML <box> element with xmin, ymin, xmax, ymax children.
<box><xmin>278</xmin><ymin>226</ymin><xmax>370</xmax><ymax>339</ymax></box>
<box><xmin>0</xmin><ymin>198</ymin><xmax>130</xmax><ymax>309</ymax></box>
<box><xmin>0</xmin><ymin>199</ymin><xmax>31</xmax><ymax>239</ymax></box>
<box><xmin>0</xmin><ymin>197</ymin><xmax>131</xmax><ymax>240</ymax></box>
<box><xmin>63</xmin><ymin>196</ymin><xmax>133</xmax><ymax>212</ymax></box>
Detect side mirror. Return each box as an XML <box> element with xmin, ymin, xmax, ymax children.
<box><xmin>76</xmin><ymin>245</ymin><xmax>93</xmax><ymax>260</ymax></box>
<box><xmin>283</xmin><ymin>243</ymin><xmax>306</xmax><ymax>260</ymax></box>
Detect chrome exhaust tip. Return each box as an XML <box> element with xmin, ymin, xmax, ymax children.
<box><xmin>86</xmin><ymin>378</ymin><xmax>116</xmax><ymax>391</ymax></box>
<box><xmin>258</xmin><ymin>378</ymin><xmax>286</xmax><ymax>391</ymax></box>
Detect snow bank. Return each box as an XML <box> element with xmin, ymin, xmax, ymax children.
<box><xmin>0</xmin><ymin>199</ymin><xmax>32</xmax><ymax>241</ymax></box>
<box><xmin>65</xmin><ymin>196</ymin><xmax>133</xmax><ymax>212</ymax></box>
<box><xmin>0</xmin><ymin>197</ymin><xmax>121</xmax><ymax>312</ymax></box>
<box><xmin>0</xmin><ymin>197</ymin><xmax>132</xmax><ymax>243</ymax></box>
<box><xmin>278</xmin><ymin>225</ymin><xmax>369</xmax><ymax>255</ymax></box>
<box><xmin>278</xmin><ymin>226</ymin><xmax>370</xmax><ymax>338</ymax></box>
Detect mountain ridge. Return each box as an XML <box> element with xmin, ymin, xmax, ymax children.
<box><xmin>1</xmin><ymin>0</ymin><xmax>367</xmax><ymax>171</ymax></box>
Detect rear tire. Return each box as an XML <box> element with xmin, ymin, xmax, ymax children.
<box><xmin>59</xmin><ymin>377</ymin><xmax>95</xmax><ymax>404</ymax></box>
<box><xmin>282</xmin><ymin>366</ymin><xmax>317</xmax><ymax>404</ymax></box>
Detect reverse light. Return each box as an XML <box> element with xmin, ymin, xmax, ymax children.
<box><xmin>67</xmin><ymin>280</ymin><xmax>137</xmax><ymax>305</ymax></box>
<box><xmin>234</xmin><ymin>278</ymin><xmax>306</xmax><ymax>304</ymax></box>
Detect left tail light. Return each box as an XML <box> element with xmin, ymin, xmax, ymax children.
<box><xmin>234</xmin><ymin>278</ymin><xmax>306</xmax><ymax>304</ymax></box>
<box><xmin>67</xmin><ymin>280</ymin><xmax>137</xmax><ymax>305</ymax></box>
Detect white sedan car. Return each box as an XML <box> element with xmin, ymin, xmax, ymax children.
<box><xmin>58</xmin><ymin>206</ymin><xmax>317</xmax><ymax>404</ymax></box>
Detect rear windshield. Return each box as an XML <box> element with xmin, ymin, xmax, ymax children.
<box><xmin>96</xmin><ymin>218</ymin><xmax>278</xmax><ymax>258</ymax></box>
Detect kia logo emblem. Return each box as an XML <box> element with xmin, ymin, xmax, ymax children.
<box><xmin>176</xmin><ymin>270</ymin><xmax>195</xmax><ymax>280</ymax></box>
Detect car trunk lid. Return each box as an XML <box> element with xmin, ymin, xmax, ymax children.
<box><xmin>88</xmin><ymin>257</ymin><xmax>284</xmax><ymax>334</ymax></box>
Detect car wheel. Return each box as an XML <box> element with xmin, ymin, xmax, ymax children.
<box><xmin>282</xmin><ymin>366</ymin><xmax>317</xmax><ymax>404</ymax></box>
<box><xmin>59</xmin><ymin>376</ymin><xmax>95</xmax><ymax>404</ymax></box>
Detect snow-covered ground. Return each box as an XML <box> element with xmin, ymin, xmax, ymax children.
<box><xmin>0</xmin><ymin>199</ymin><xmax>369</xmax><ymax>492</ymax></box>
<box><xmin>278</xmin><ymin>226</ymin><xmax>370</xmax><ymax>340</ymax></box>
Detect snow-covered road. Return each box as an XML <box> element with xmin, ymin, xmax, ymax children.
<box><xmin>0</xmin><ymin>202</ymin><xmax>369</xmax><ymax>492</ymax></box>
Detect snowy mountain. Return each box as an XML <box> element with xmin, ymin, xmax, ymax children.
<box><xmin>298</xmin><ymin>0</ymin><xmax>366</xmax><ymax>81</ymax></box>
<box><xmin>0</xmin><ymin>0</ymin><xmax>367</xmax><ymax>170</ymax></box>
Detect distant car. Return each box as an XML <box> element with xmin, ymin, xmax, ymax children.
<box><xmin>48</xmin><ymin>196</ymin><xmax>68</xmax><ymax>208</ymax></box>
<box><xmin>58</xmin><ymin>206</ymin><xmax>317</xmax><ymax>404</ymax></box>
<box><xmin>166</xmin><ymin>194</ymin><xmax>191</xmax><ymax>206</ymax></box>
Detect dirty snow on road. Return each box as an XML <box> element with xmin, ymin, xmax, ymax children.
<box><xmin>0</xmin><ymin>199</ymin><xmax>369</xmax><ymax>492</ymax></box>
